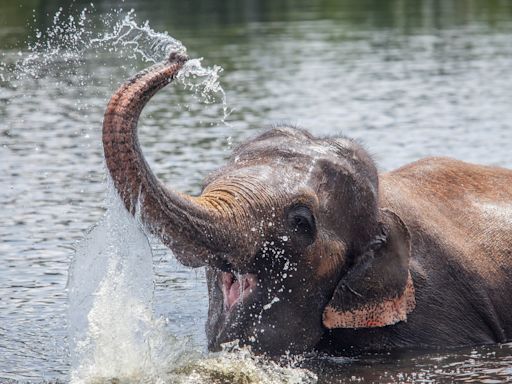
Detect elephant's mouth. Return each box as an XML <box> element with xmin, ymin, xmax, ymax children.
<box><xmin>220</xmin><ymin>271</ymin><xmax>257</xmax><ymax>311</ymax></box>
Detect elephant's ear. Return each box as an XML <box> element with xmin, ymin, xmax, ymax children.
<box><xmin>323</xmin><ymin>209</ymin><xmax>416</xmax><ymax>329</ymax></box>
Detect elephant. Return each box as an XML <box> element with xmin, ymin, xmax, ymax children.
<box><xmin>102</xmin><ymin>53</ymin><xmax>512</xmax><ymax>356</ymax></box>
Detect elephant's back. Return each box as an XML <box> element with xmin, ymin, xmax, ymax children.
<box><xmin>379</xmin><ymin>157</ymin><xmax>512</xmax><ymax>342</ymax></box>
<box><xmin>380</xmin><ymin>156</ymin><xmax>512</xmax><ymax>277</ymax></box>
<box><xmin>382</xmin><ymin>156</ymin><xmax>512</xmax><ymax>202</ymax></box>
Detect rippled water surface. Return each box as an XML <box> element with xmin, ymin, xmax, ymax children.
<box><xmin>1</xmin><ymin>0</ymin><xmax>512</xmax><ymax>382</ymax></box>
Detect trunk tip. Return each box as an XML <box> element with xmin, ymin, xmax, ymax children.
<box><xmin>168</xmin><ymin>51</ymin><xmax>189</xmax><ymax>65</ymax></box>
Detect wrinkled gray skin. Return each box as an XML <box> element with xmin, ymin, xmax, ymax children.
<box><xmin>103</xmin><ymin>54</ymin><xmax>512</xmax><ymax>356</ymax></box>
<box><xmin>201</xmin><ymin>127</ymin><xmax>382</xmax><ymax>355</ymax></box>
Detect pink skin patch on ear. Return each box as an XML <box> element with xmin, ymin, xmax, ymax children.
<box><xmin>322</xmin><ymin>272</ymin><xmax>416</xmax><ymax>329</ymax></box>
<box><xmin>221</xmin><ymin>272</ymin><xmax>257</xmax><ymax>310</ymax></box>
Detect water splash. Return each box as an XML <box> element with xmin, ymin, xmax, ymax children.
<box><xmin>92</xmin><ymin>8</ymin><xmax>186</xmax><ymax>63</ymax></box>
<box><xmin>10</xmin><ymin>6</ymin><xmax>228</xmax><ymax>120</ymax></box>
<box><xmin>68</xmin><ymin>182</ymin><xmax>199</xmax><ymax>383</ymax></box>
<box><xmin>177</xmin><ymin>59</ymin><xmax>230</xmax><ymax>121</ymax></box>
<box><xmin>174</xmin><ymin>342</ymin><xmax>317</xmax><ymax>384</ymax></box>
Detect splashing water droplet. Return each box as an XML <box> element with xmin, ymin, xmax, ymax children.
<box><xmin>177</xmin><ymin>58</ymin><xmax>230</xmax><ymax>122</ymax></box>
<box><xmin>68</xmin><ymin>181</ymin><xmax>201</xmax><ymax>383</ymax></box>
<box><xmin>11</xmin><ymin>6</ymin><xmax>228</xmax><ymax>117</ymax></box>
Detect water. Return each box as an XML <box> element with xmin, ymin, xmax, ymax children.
<box><xmin>1</xmin><ymin>0</ymin><xmax>512</xmax><ymax>382</ymax></box>
<box><xmin>68</xmin><ymin>186</ymin><xmax>162</xmax><ymax>382</ymax></box>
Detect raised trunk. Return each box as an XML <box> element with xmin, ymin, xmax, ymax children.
<box><xmin>102</xmin><ymin>52</ymin><xmax>223</xmax><ymax>267</ymax></box>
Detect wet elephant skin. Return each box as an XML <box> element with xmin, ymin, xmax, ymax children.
<box><xmin>103</xmin><ymin>54</ymin><xmax>512</xmax><ymax>356</ymax></box>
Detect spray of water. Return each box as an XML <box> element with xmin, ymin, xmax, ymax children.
<box><xmin>7</xmin><ymin>5</ymin><xmax>315</xmax><ymax>383</ymax></box>
<box><xmin>10</xmin><ymin>6</ymin><xmax>228</xmax><ymax>121</ymax></box>
<box><xmin>68</xmin><ymin>182</ymin><xmax>199</xmax><ymax>383</ymax></box>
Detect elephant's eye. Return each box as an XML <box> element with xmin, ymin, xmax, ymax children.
<box><xmin>286</xmin><ymin>204</ymin><xmax>316</xmax><ymax>245</ymax></box>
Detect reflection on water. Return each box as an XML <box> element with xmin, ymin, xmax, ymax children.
<box><xmin>1</xmin><ymin>0</ymin><xmax>512</xmax><ymax>382</ymax></box>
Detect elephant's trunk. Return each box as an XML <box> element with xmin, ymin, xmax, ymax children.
<box><xmin>102</xmin><ymin>52</ymin><xmax>228</xmax><ymax>267</ymax></box>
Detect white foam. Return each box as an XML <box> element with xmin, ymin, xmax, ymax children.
<box><xmin>68</xmin><ymin>184</ymin><xmax>200</xmax><ymax>383</ymax></box>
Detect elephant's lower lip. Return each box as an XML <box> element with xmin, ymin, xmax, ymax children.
<box><xmin>221</xmin><ymin>271</ymin><xmax>257</xmax><ymax>311</ymax></box>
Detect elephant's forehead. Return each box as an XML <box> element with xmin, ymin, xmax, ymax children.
<box><xmin>233</xmin><ymin>140</ymin><xmax>340</xmax><ymax>165</ymax></box>
<box><xmin>204</xmin><ymin>151</ymin><xmax>357</xmax><ymax>203</ymax></box>
<box><xmin>203</xmin><ymin>127</ymin><xmax>370</xmax><ymax>191</ymax></box>
<box><xmin>208</xmin><ymin>162</ymin><xmax>310</xmax><ymax>191</ymax></box>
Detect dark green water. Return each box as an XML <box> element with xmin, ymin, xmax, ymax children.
<box><xmin>1</xmin><ymin>0</ymin><xmax>512</xmax><ymax>382</ymax></box>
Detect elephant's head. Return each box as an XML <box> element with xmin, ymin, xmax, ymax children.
<box><xmin>103</xmin><ymin>54</ymin><xmax>416</xmax><ymax>356</ymax></box>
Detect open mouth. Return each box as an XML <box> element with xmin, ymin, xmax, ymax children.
<box><xmin>221</xmin><ymin>271</ymin><xmax>257</xmax><ymax>311</ymax></box>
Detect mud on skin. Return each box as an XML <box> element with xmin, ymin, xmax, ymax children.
<box><xmin>103</xmin><ymin>52</ymin><xmax>512</xmax><ymax>356</ymax></box>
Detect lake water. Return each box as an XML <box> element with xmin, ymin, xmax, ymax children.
<box><xmin>1</xmin><ymin>0</ymin><xmax>512</xmax><ymax>382</ymax></box>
